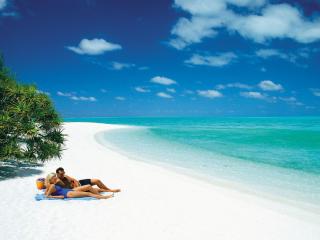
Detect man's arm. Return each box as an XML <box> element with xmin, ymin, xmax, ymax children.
<box><xmin>54</xmin><ymin>178</ymin><xmax>66</xmax><ymax>187</ymax></box>
<box><xmin>65</xmin><ymin>175</ymin><xmax>80</xmax><ymax>187</ymax></box>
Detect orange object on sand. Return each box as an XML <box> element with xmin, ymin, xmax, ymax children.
<box><xmin>36</xmin><ymin>178</ymin><xmax>45</xmax><ymax>190</ymax></box>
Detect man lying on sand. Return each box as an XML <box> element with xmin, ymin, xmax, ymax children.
<box><xmin>55</xmin><ymin>167</ymin><xmax>121</xmax><ymax>193</ymax></box>
<box><xmin>45</xmin><ymin>173</ymin><xmax>114</xmax><ymax>199</ymax></box>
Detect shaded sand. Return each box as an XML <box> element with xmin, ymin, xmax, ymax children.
<box><xmin>0</xmin><ymin>122</ymin><xmax>319</xmax><ymax>240</ymax></box>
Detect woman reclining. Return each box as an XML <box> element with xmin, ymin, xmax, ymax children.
<box><xmin>45</xmin><ymin>173</ymin><xmax>114</xmax><ymax>200</ymax></box>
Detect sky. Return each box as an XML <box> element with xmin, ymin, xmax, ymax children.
<box><xmin>0</xmin><ymin>0</ymin><xmax>320</xmax><ymax>117</ymax></box>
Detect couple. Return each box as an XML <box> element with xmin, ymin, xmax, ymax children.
<box><xmin>45</xmin><ymin>167</ymin><xmax>120</xmax><ymax>200</ymax></box>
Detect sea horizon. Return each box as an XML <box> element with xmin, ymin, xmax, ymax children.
<box><xmin>64</xmin><ymin>115</ymin><xmax>320</xmax><ymax>120</ymax></box>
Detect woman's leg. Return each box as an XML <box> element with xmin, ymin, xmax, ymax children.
<box><xmin>73</xmin><ymin>185</ymin><xmax>100</xmax><ymax>194</ymax></box>
<box><xmin>67</xmin><ymin>191</ymin><xmax>114</xmax><ymax>199</ymax></box>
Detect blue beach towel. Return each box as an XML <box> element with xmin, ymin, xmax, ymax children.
<box><xmin>34</xmin><ymin>193</ymin><xmax>101</xmax><ymax>201</ymax></box>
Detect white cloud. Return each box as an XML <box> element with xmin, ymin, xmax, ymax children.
<box><xmin>169</xmin><ymin>17</ymin><xmax>222</xmax><ymax>49</ymax></box>
<box><xmin>157</xmin><ymin>92</ymin><xmax>173</xmax><ymax>99</ymax></box>
<box><xmin>57</xmin><ymin>91</ymin><xmax>97</xmax><ymax>102</ymax></box>
<box><xmin>0</xmin><ymin>0</ymin><xmax>7</xmax><ymax>10</ymax></box>
<box><xmin>240</xmin><ymin>91</ymin><xmax>266</xmax><ymax>100</ymax></box>
<box><xmin>256</xmin><ymin>48</ymin><xmax>318</xmax><ymax>66</ymax></box>
<box><xmin>174</xmin><ymin>0</ymin><xmax>266</xmax><ymax>17</ymax></box>
<box><xmin>256</xmin><ymin>49</ymin><xmax>286</xmax><ymax>59</ymax></box>
<box><xmin>310</xmin><ymin>88</ymin><xmax>320</xmax><ymax>97</ymax></box>
<box><xmin>166</xmin><ymin>88</ymin><xmax>176</xmax><ymax>93</ymax></box>
<box><xmin>231</xmin><ymin>4</ymin><xmax>320</xmax><ymax>44</ymax></box>
<box><xmin>279</xmin><ymin>96</ymin><xmax>296</xmax><ymax>102</ymax></box>
<box><xmin>67</xmin><ymin>38</ymin><xmax>122</xmax><ymax>55</ymax></box>
<box><xmin>169</xmin><ymin>1</ymin><xmax>320</xmax><ymax>49</ymax></box>
<box><xmin>115</xmin><ymin>96</ymin><xmax>126</xmax><ymax>101</ymax></box>
<box><xmin>110</xmin><ymin>61</ymin><xmax>135</xmax><ymax>70</ymax></box>
<box><xmin>185</xmin><ymin>52</ymin><xmax>237</xmax><ymax>67</ymax></box>
<box><xmin>297</xmin><ymin>47</ymin><xmax>315</xmax><ymax>58</ymax></box>
<box><xmin>135</xmin><ymin>87</ymin><xmax>150</xmax><ymax>93</ymax></box>
<box><xmin>37</xmin><ymin>90</ymin><xmax>51</xmax><ymax>96</ymax></box>
<box><xmin>70</xmin><ymin>96</ymin><xmax>97</xmax><ymax>102</ymax></box>
<box><xmin>57</xmin><ymin>91</ymin><xmax>73</xmax><ymax>97</ymax></box>
<box><xmin>255</xmin><ymin>48</ymin><xmax>299</xmax><ymax>63</ymax></box>
<box><xmin>174</xmin><ymin>0</ymin><xmax>226</xmax><ymax>16</ymax></box>
<box><xmin>216</xmin><ymin>82</ymin><xmax>252</xmax><ymax>90</ymax></box>
<box><xmin>259</xmin><ymin>80</ymin><xmax>283</xmax><ymax>91</ymax></box>
<box><xmin>279</xmin><ymin>96</ymin><xmax>303</xmax><ymax>106</ymax></box>
<box><xmin>197</xmin><ymin>89</ymin><xmax>223</xmax><ymax>99</ymax></box>
<box><xmin>100</xmin><ymin>88</ymin><xmax>108</xmax><ymax>93</ymax></box>
<box><xmin>151</xmin><ymin>76</ymin><xmax>177</xmax><ymax>85</ymax></box>
<box><xmin>227</xmin><ymin>0</ymin><xmax>266</xmax><ymax>8</ymax></box>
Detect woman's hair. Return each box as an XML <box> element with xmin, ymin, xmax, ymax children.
<box><xmin>45</xmin><ymin>172</ymin><xmax>56</xmax><ymax>185</ymax></box>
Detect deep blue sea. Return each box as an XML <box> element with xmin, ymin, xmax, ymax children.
<box><xmin>65</xmin><ymin>117</ymin><xmax>320</xmax><ymax>208</ymax></box>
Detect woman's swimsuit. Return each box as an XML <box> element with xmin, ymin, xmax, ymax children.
<box><xmin>53</xmin><ymin>184</ymin><xmax>73</xmax><ymax>198</ymax></box>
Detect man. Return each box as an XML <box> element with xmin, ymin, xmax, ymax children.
<box><xmin>55</xmin><ymin>167</ymin><xmax>120</xmax><ymax>193</ymax></box>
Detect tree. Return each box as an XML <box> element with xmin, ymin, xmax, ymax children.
<box><xmin>0</xmin><ymin>56</ymin><xmax>65</xmax><ymax>163</ymax></box>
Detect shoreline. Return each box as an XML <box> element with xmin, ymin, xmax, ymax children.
<box><xmin>94</xmin><ymin>125</ymin><xmax>320</xmax><ymax>216</ymax></box>
<box><xmin>0</xmin><ymin>122</ymin><xmax>319</xmax><ymax>240</ymax></box>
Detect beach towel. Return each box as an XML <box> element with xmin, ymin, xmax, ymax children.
<box><xmin>35</xmin><ymin>192</ymin><xmax>108</xmax><ymax>201</ymax></box>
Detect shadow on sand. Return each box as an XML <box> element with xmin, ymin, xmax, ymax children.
<box><xmin>0</xmin><ymin>160</ymin><xmax>43</xmax><ymax>181</ymax></box>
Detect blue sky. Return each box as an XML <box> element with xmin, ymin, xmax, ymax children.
<box><xmin>1</xmin><ymin>0</ymin><xmax>320</xmax><ymax>117</ymax></box>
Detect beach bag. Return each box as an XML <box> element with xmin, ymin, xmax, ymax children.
<box><xmin>36</xmin><ymin>178</ymin><xmax>46</xmax><ymax>190</ymax></box>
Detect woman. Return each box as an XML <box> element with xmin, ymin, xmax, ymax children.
<box><xmin>45</xmin><ymin>173</ymin><xmax>114</xmax><ymax>199</ymax></box>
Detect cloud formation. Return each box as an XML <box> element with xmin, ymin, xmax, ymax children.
<box><xmin>258</xmin><ymin>80</ymin><xmax>283</xmax><ymax>91</ymax></box>
<box><xmin>151</xmin><ymin>76</ymin><xmax>177</xmax><ymax>85</ymax></box>
<box><xmin>166</xmin><ymin>88</ymin><xmax>176</xmax><ymax>93</ymax></box>
<box><xmin>169</xmin><ymin>17</ymin><xmax>221</xmax><ymax>49</ymax></box>
<box><xmin>67</xmin><ymin>38</ymin><xmax>122</xmax><ymax>55</ymax></box>
<box><xmin>37</xmin><ymin>90</ymin><xmax>51</xmax><ymax>96</ymax></box>
<box><xmin>240</xmin><ymin>91</ymin><xmax>266</xmax><ymax>100</ymax></box>
<box><xmin>216</xmin><ymin>82</ymin><xmax>252</xmax><ymax>90</ymax></box>
<box><xmin>70</xmin><ymin>96</ymin><xmax>97</xmax><ymax>101</ymax></box>
<box><xmin>170</xmin><ymin>1</ymin><xmax>320</xmax><ymax>49</ymax></box>
<box><xmin>185</xmin><ymin>52</ymin><xmax>237</xmax><ymax>67</ymax></box>
<box><xmin>115</xmin><ymin>96</ymin><xmax>126</xmax><ymax>101</ymax></box>
<box><xmin>57</xmin><ymin>91</ymin><xmax>97</xmax><ymax>102</ymax></box>
<box><xmin>57</xmin><ymin>91</ymin><xmax>73</xmax><ymax>97</ymax></box>
<box><xmin>135</xmin><ymin>87</ymin><xmax>151</xmax><ymax>93</ymax></box>
<box><xmin>157</xmin><ymin>92</ymin><xmax>173</xmax><ymax>99</ymax></box>
<box><xmin>110</xmin><ymin>61</ymin><xmax>135</xmax><ymax>70</ymax></box>
<box><xmin>255</xmin><ymin>48</ymin><xmax>315</xmax><ymax>64</ymax></box>
<box><xmin>310</xmin><ymin>88</ymin><xmax>320</xmax><ymax>97</ymax></box>
<box><xmin>197</xmin><ymin>89</ymin><xmax>223</xmax><ymax>99</ymax></box>
<box><xmin>256</xmin><ymin>49</ymin><xmax>288</xmax><ymax>59</ymax></box>
<box><xmin>279</xmin><ymin>97</ymin><xmax>303</xmax><ymax>106</ymax></box>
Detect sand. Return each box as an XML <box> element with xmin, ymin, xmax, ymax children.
<box><xmin>0</xmin><ymin>122</ymin><xmax>319</xmax><ymax>240</ymax></box>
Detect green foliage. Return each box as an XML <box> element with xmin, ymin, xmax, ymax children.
<box><xmin>0</xmin><ymin>56</ymin><xmax>66</xmax><ymax>163</ymax></box>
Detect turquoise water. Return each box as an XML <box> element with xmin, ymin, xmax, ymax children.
<box><xmin>65</xmin><ymin>117</ymin><xmax>320</xmax><ymax>208</ymax></box>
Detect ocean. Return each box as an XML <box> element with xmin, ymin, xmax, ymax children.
<box><xmin>65</xmin><ymin>117</ymin><xmax>320</xmax><ymax>209</ymax></box>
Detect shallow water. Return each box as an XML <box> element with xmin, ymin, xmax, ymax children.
<box><xmin>66</xmin><ymin>117</ymin><xmax>320</xmax><ymax>208</ymax></box>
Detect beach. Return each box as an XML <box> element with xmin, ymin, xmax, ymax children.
<box><xmin>0</xmin><ymin>122</ymin><xmax>319</xmax><ymax>240</ymax></box>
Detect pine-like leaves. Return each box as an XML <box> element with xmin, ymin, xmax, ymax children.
<box><xmin>0</xmin><ymin>57</ymin><xmax>66</xmax><ymax>163</ymax></box>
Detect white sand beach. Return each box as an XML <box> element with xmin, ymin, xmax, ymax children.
<box><xmin>0</xmin><ymin>122</ymin><xmax>319</xmax><ymax>240</ymax></box>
